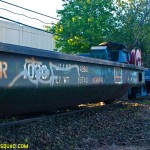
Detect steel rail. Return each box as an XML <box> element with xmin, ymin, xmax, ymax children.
<box><xmin>0</xmin><ymin>106</ymin><xmax>101</xmax><ymax>128</ymax></box>
<box><xmin>0</xmin><ymin>101</ymin><xmax>125</xmax><ymax>128</ymax></box>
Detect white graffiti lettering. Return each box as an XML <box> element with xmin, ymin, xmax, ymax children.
<box><xmin>8</xmin><ymin>58</ymin><xmax>80</xmax><ymax>87</ymax></box>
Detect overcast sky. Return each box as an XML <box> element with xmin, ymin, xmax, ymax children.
<box><xmin>0</xmin><ymin>0</ymin><xmax>63</xmax><ymax>28</ymax></box>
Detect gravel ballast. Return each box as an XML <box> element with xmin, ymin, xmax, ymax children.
<box><xmin>0</xmin><ymin>99</ymin><xmax>150</xmax><ymax>150</ymax></box>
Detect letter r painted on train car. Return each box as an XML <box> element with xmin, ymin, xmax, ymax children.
<box><xmin>0</xmin><ymin>61</ymin><xmax>8</xmax><ymax>79</ymax></box>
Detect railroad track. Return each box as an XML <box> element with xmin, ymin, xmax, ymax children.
<box><xmin>0</xmin><ymin>99</ymin><xmax>141</xmax><ymax>128</ymax></box>
<box><xmin>0</xmin><ymin>102</ymin><xmax>106</xmax><ymax>128</ymax></box>
<box><xmin>0</xmin><ymin>109</ymin><xmax>97</xmax><ymax>128</ymax></box>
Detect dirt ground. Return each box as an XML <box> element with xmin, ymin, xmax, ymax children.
<box><xmin>0</xmin><ymin>98</ymin><xmax>150</xmax><ymax>150</ymax></box>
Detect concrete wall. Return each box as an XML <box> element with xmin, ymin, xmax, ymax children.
<box><xmin>0</xmin><ymin>20</ymin><xmax>55</xmax><ymax>51</ymax></box>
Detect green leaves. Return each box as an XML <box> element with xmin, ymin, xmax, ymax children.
<box><xmin>113</xmin><ymin>0</ymin><xmax>150</xmax><ymax>52</ymax></box>
<box><xmin>50</xmin><ymin>0</ymin><xmax>115</xmax><ymax>53</ymax></box>
<box><xmin>50</xmin><ymin>0</ymin><xmax>150</xmax><ymax>54</ymax></box>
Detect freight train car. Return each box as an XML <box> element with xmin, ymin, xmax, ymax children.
<box><xmin>79</xmin><ymin>42</ymin><xmax>149</xmax><ymax>99</ymax></box>
<box><xmin>145</xmin><ymin>69</ymin><xmax>150</xmax><ymax>93</ymax></box>
<box><xmin>0</xmin><ymin>42</ymin><xmax>145</xmax><ymax>117</ymax></box>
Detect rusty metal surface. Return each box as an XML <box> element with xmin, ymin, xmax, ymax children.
<box><xmin>0</xmin><ymin>42</ymin><xmax>145</xmax><ymax>116</ymax></box>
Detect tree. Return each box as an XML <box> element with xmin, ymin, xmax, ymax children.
<box><xmin>111</xmin><ymin>0</ymin><xmax>150</xmax><ymax>53</ymax></box>
<box><xmin>51</xmin><ymin>0</ymin><xmax>116</xmax><ymax>53</ymax></box>
<box><xmin>50</xmin><ymin>0</ymin><xmax>150</xmax><ymax>54</ymax></box>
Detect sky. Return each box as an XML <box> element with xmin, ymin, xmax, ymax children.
<box><xmin>0</xmin><ymin>0</ymin><xmax>64</xmax><ymax>28</ymax></box>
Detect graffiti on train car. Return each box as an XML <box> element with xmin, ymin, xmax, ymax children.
<box><xmin>7</xmin><ymin>57</ymin><xmax>140</xmax><ymax>88</ymax></box>
<box><xmin>8</xmin><ymin>58</ymin><xmax>80</xmax><ymax>87</ymax></box>
<box><xmin>0</xmin><ymin>61</ymin><xmax>7</xmax><ymax>79</ymax></box>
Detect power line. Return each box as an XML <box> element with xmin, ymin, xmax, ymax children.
<box><xmin>0</xmin><ymin>16</ymin><xmax>98</xmax><ymax>46</ymax></box>
<box><xmin>0</xmin><ymin>0</ymin><xmax>59</xmax><ymax>21</ymax></box>
<box><xmin>0</xmin><ymin>16</ymin><xmax>52</xmax><ymax>33</ymax></box>
<box><xmin>0</xmin><ymin>16</ymin><xmax>68</xmax><ymax>39</ymax></box>
<box><xmin>0</xmin><ymin>7</ymin><xmax>56</xmax><ymax>25</ymax></box>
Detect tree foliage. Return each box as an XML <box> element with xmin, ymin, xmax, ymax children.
<box><xmin>50</xmin><ymin>0</ymin><xmax>150</xmax><ymax>54</ymax></box>
<box><xmin>112</xmin><ymin>0</ymin><xmax>150</xmax><ymax>53</ymax></box>
<box><xmin>51</xmin><ymin>0</ymin><xmax>115</xmax><ymax>53</ymax></box>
